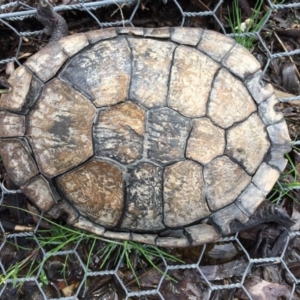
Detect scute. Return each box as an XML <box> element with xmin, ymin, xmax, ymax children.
<box><xmin>147</xmin><ymin>107</ymin><xmax>192</xmax><ymax>164</ymax></box>
<box><xmin>27</xmin><ymin>78</ymin><xmax>96</xmax><ymax>177</ymax></box>
<box><xmin>94</xmin><ymin>101</ymin><xmax>145</xmax><ymax>164</ymax></box>
<box><xmin>163</xmin><ymin>160</ymin><xmax>209</xmax><ymax>227</ymax></box>
<box><xmin>168</xmin><ymin>45</ymin><xmax>219</xmax><ymax>118</ymax></box>
<box><xmin>0</xmin><ymin>27</ymin><xmax>291</xmax><ymax>247</ymax></box>
<box><xmin>121</xmin><ymin>162</ymin><xmax>164</xmax><ymax>231</ymax></box>
<box><xmin>60</xmin><ymin>37</ymin><xmax>131</xmax><ymax>107</ymax></box>
<box><xmin>56</xmin><ymin>159</ymin><xmax>124</xmax><ymax>228</ymax></box>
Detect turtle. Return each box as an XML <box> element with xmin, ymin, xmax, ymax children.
<box><xmin>0</xmin><ymin>27</ymin><xmax>293</xmax><ymax>247</ymax></box>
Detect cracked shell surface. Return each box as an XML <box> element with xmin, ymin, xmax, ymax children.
<box><xmin>0</xmin><ymin>27</ymin><xmax>291</xmax><ymax>247</ymax></box>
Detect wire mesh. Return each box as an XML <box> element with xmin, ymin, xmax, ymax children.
<box><xmin>0</xmin><ymin>0</ymin><xmax>300</xmax><ymax>299</ymax></box>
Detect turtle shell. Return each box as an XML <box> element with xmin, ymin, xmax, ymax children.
<box><xmin>0</xmin><ymin>27</ymin><xmax>291</xmax><ymax>247</ymax></box>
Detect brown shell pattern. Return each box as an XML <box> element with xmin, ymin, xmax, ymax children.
<box><xmin>0</xmin><ymin>27</ymin><xmax>291</xmax><ymax>247</ymax></box>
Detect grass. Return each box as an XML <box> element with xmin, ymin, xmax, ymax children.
<box><xmin>0</xmin><ymin>208</ymin><xmax>184</xmax><ymax>292</ymax></box>
<box><xmin>269</xmin><ymin>150</ymin><xmax>300</xmax><ymax>203</ymax></box>
<box><xmin>226</xmin><ymin>0</ymin><xmax>273</xmax><ymax>50</ymax></box>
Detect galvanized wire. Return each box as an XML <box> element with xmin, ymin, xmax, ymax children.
<box><xmin>0</xmin><ymin>0</ymin><xmax>300</xmax><ymax>299</ymax></box>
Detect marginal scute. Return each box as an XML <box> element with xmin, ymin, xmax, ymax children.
<box><xmin>147</xmin><ymin>108</ymin><xmax>192</xmax><ymax>164</ymax></box>
<box><xmin>121</xmin><ymin>162</ymin><xmax>164</xmax><ymax>231</ymax></box>
<box><xmin>198</xmin><ymin>30</ymin><xmax>235</xmax><ymax>62</ymax></box>
<box><xmin>266</xmin><ymin>147</ymin><xmax>288</xmax><ymax>172</ymax></box>
<box><xmin>60</xmin><ymin>37</ymin><xmax>131</xmax><ymax>107</ymax></box>
<box><xmin>222</xmin><ymin>43</ymin><xmax>261</xmax><ymax>79</ymax></box>
<box><xmin>267</xmin><ymin>120</ymin><xmax>291</xmax><ymax>152</ymax></box>
<box><xmin>74</xmin><ymin>217</ymin><xmax>105</xmax><ymax>236</ymax></box>
<box><xmin>235</xmin><ymin>183</ymin><xmax>265</xmax><ymax>216</ymax></box>
<box><xmin>170</xmin><ymin>27</ymin><xmax>203</xmax><ymax>45</ymax></box>
<box><xmin>204</xmin><ymin>156</ymin><xmax>251</xmax><ymax>211</ymax></box>
<box><xmin>104</xmin><ymin>231</ymin><xmax>131</xmax><ymax>241</ymax></box>
<box><xmin>185</xmin><ymin>224</ymin><xmax>221</xmax><ymax>246</ymax></box>
<box><xmin>259</xmin><ymin>94</ymin><xmax>283</xmax><ymax>126</ymax></box>
<box><xmin>156</xmin><ymin>236</ymin><xmax>190</xmax><ymax>248</ymax></box>
<box><xmin>211</xmin><ymin>203</ymin><xmax>249</xmax><ymax>235</ymax></box>
<box><xmin>58</xmin><ymin>33</ymin><xmax>89</xmax><ymax>56</ymax></box>
<box><xmin>186</xmin><ymin>117</ymin><xmax>225</xmax><ymax>164</ymax></box>
<box><xmin>128</xmin><ymin>38</ymin><xmax>175</xmax><ymax>108</ymax></box>
<box><xmin>56</xmin><ymin>159</ymin><xmax>124</xmax><ymax>228</ymax></box>
<box><xmin>226</xmin><ymin>113</ymin><xmax>270</xmax><ymax>174</ymax></box>
<box><xmin>21</xmin><ymin>75</ymin><xmax>44</xmax><ymax>113</ymax></box>
<box><xmin>208</xmin><ymin>68</ymin><xmax>257</xmax><ymax>128</ymax></box>
<box><xmin>46</xmin><ymin>200</ymin><xmax>79</xmax><ymax>224</ymax></box>
<box><xmin>0</xmin><ymin>112</ymin><xmax>25</xmax><ymax>137</ymax></box>
<box><xmin>85</xmin><ymin>27</ymin><xmax>117</xmax><ymax>44</ymax></box>
<box><xmin>144</xmin><ymin>27</ymin><xmax>170</xmax><ymax>38</ymax></box>
<box><xmin>25</xmin><ymin>42</ymin><xmax>68</xmax><ymax>82</ymax></box>
<box><xmin>168</xmin><ymin>45</ymin><xmax>219</xmax><ymax>118</ymax></box>
<box><xmin>27</xmin><ymin>78</ymin><xmax>95</xmax><ymax>177</ymax></box>
<box><xmin>0</xmin><ymin>66</ymin><xmax>32</xmax><ymax>111</ymax></box>
<box><xmin>117</xmin><ymin>27</ymin><xmax>144</xmax><ymax>36</ymax></box>
<box><xmin>0</xmin><ymin>139</ymin><xmax>39</xmax><ymax>186</ymax></box>
<box><xmin>246</xmin><ymin>71</ymin><xmax>274</xmax><ymax>104</ymax></box>
<box><xmin>252</xmin><ymin>162</ymin><xmax>280</xmax><ymax>196</ymax></box>
<box><xmin>94</xmin><ymin>101</ymin><xmax>145</xmax><ymax>164</ymax></box>
<box><xmin>131</xmin><ymin>233</ymin><xmax>157</xmax><ymax>245</ymax></box>
<box><xmin>21</xmin><ymin>175</ymin><xmax>58</xmax><ymax>211</ymax></box>
<box><xmin>163</xmin><ymin>160</ymin><xmax>209</xmax><ymax>227</ymax></box>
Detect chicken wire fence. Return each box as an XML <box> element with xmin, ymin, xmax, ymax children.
<box><xmin>0</xmin><ymin>0</ymin><xmax>300</xmax><ymax>299</ymax></box>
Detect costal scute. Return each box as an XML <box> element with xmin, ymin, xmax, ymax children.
<box><xmin>0</xmin><ymin>27</ymin><xmax>292</xmax><ymax>247</ymax></box>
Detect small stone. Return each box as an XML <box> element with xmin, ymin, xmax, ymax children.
<box><xmin>27</xmin><ymin>79</ymin><xmax>95</xmax><ymax>177</ymax></box>
<box><xmin>185</xmin><ymin>224</ymin><xmax>221</xmax><ymax>246</ymax></box>
<box><xmin>58</xmin><ymin>33</ymin><xmax>89</xmax><ymax>56</ymax></box>
<box><xmin>211</xmin><ymin>203</ymin><xmax>249</xmax><ymax>235</ymax></box>
<box><xmin>147</xmin><ymin>108</ymin><xmax>192</xmax><ymax>164</ymax></box>
<box><xmin>60</xmin><ymin>38</ymin><xmax>131</xmax><ymax>107</ymax></box>
<box><xmin>144</xmin><ymin>27</ymin><xmax>170</xmax><ymax>38</ymax></box>
<box><xmin>235</xmin><ymin>183</ymin><xmax>265</xmax><ymax>216</ymax></box>
<box><xmin>222</xmin><ymin>43</ymin><xmax>261</xmax><ymax>79</ymax></box>
<box><xmin>198</xmin><ymin>30</ymin><xmax>235</xmax><ymax>62</ymax></box>
<box><xmin>94</xmin><ymin>101</ymin><xmax>145</xmax><ymax>164</ymax></box>
<box><xmin>226</xmin><ymin>113</ymin><xmax>270</xmax><ymax>174</ymax></box>
<box><xmin>186</xmin><ymin>117</ymin><xmax>225</xmax><ymax>164</ymax></box>
<box><xmin>85</xmin><ymin>27</ymin><xmax>117</xmax><ymax>44</ymax></box>
<box><xmin>164</xmin><ymin>160</ymin><xmax>210</xmax><ymax>227</ymax></box>
<box><xmin>259</xmin><ymin>94</ymin><xmax>283</xmax><ymax>126</ymax></box>
<box><xmin>208</xmin><ymin>68</ymin><xmax>256</xmax><ymax>129</ymax></box>
<box><xmin>128</xmin><ymin>38</ymin><xmax>175</xmax><ymax>108</ymax></box>
<box><xmin>204</xmin><ymin>156</ymin><xmax>251</xmax><ymax>211</ymax></box>
<box><xmin>0</xmin><ymin>112</ymin><xmax>25</xmax><ymax>137</ymax></box>
<box><xmin>25</xmin><ymin>42</ymin><xmax>68</xmax><ymax>82</ymax></box>
<box><xmin>121</xmin><ymin>162</ymin><xmax>164</xmax><ymax>231</ymax></box>
<box><xmin>168</xmin><ymin>45</ymin><xmax>219</xmax><ymax>117</ymax></box>
<box><xmin>57</xmin><ymin>159</ymin><xmax>124</xmax><ymax>228</ymax></box>
<box><xmin>0</xmin><ymin>139</ymin><xmax>39</xmax><ymax>186</ymax></box>
<box><xmin>74</xmin><ymin>217</ymin><xmax>105</xmax><ymax>236</ymax></box>
<box><xmin>246</xmin><ymin>71</ymin><xmax>274</xmax><ymax>104</ymax></box>
<box><xmin>267</xmin><ymin>120</ymin><xmax>291</xmax><ymax>151</ymax></box>
<box><xmin>170</xmin><ymin>27</ymin><xmax>203</xmax><ymax>45</ymax></box>
<box><xmin>156</xmin><ymin>236</ymin><xmax>189</xmax><ymax>248</ymax></box>
<box><xmin>0</xmin><ymin>66</ymin><xmax>32</xmax><ymax>111</ymax></box>
<box><xmin>21</xmin><ymin>175</ymin><xmax>58</xmax><ymax>211</ymax></box>
<box><xmin>252</xmin><ymin>162</ymin><xmax>280</xmax><ymax>196</ymax></box>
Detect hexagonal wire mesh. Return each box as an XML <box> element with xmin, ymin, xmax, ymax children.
<box><xmin>1</xmin><ymin>0</ymin><xmax>300</xmax><ymax>299</ymax></box>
